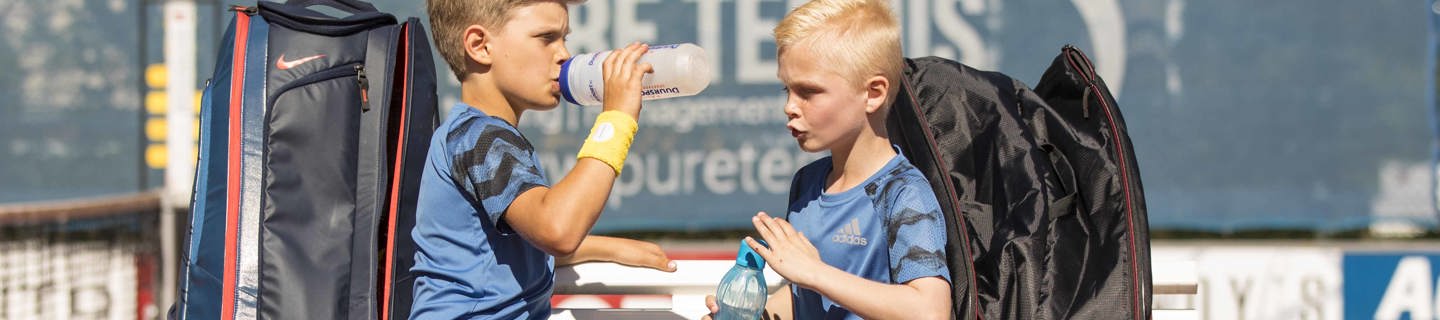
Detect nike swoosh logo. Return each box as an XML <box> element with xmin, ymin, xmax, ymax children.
<box><xmin>276</xmin><ymin>54</ymin><xmax>325</xmax><ymax>70</ymax></box>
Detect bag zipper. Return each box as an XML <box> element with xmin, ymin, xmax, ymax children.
<box><xmin>265</xmin><ymin>62</ymin><xmax>367</xmax><ymax>109</ymax></box>
<box><xmin>1061</xmin><ymin>45</ymin><xmax>1144</xmax><ymax>319</ymax></box>
<box><xmin>356</xmin><ymin>64</ymin><xmax>370</xmax><ymax>109</ymax></box>
<box><xmin>900</xmin><ymin>79</ymin><xmax>983</xmax><ymax>320</ymax></box>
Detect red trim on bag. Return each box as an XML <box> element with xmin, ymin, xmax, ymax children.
<box><xmin>380</xmin><ymin>23</ymin><xmax>412</xmax><ymax>320</ymax></box>
<box><xmin>221</xmin><ymin>10</ymin><xmax>251</xmax><ymax>320</ymax></box>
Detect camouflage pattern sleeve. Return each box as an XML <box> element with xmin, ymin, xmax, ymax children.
<box><xmin>885</xmin><ymin>182</ymin><xmax>950</xmax><ymax>284</ymax></box>
<box><xmin>446</xmin><ymin>118</ymin><xmax>548</xmax><ymax>230</ymax></box>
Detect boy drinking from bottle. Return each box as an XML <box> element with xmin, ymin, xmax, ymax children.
<box><xmin>410</xmin><ymin>0</ymin><xmax>673</xmax><ymax>318</ymax></box>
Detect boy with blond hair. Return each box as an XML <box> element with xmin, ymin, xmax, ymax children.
<box><xmin>705</xmin><ymin>0</ymin><xmax>951</xmax><ymax>319</ymax></box>
<box><xmin>411</xmin><ymin>0</ymin><xmax>675</xmax><ymax>318</ymax></box>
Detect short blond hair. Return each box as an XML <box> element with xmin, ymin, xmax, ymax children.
<box><xmin>427</xmin><ymin>0</ymin><xmax>583</xmax><ymax>81</ymax></box>
<box><xmin>774</xmin><ymin>0</ymin><xmax>902</xmax><ymax>102</ymax></box>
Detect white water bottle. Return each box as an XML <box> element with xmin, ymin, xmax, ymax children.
<box><xmin>560</xmin><ymin>43</ymin><xmax>712</xmax><ymax>106</ymax></box>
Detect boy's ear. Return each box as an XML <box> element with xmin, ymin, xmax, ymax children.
<box><xmin>863</xmin><ymin>75</ymin><xmax>890</xmax><ymax>114</ymax></box>
<box><xmin>463</xmin><ymin>24</ymin><xmax>493</xmax><ymax>66</ymax></box>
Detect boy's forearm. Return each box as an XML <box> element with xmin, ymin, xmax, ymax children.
<box><xmin>801</xmin><ymin>266</ymin><xmax>950</xmax><ymax>320</ymax></box>
<box><xmin>551</xmin><ymin>235</ymin><xmax>640</xmax><ymax>265</ymax></box>
<box><xmin>554</xmin><ymin>236</ymin><xmax>676</xmax><ymax>272</ymax></box>
<box><xmin>553</xmin><ymin>235</ymin><xmax>611</xmax><ymax>265</ymax></box>
<box><xmin>542</xmin><ymin>157</ymin><xmax>618</xmax><ymax>228</ymax></box>
<box><xmin>505</xmin><ymin>158</ymin><xmax>617</xmax><ymax>256</ymax></box>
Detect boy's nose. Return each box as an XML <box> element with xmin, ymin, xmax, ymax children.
<box><xmin>556</xmin><ymin>46</ymin><xmax>572</xmax><ymax>63</ymax></box>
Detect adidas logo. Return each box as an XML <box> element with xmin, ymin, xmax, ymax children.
<box><xmin>830</xmin><ymin>218</ymin><xmax>869</xmax><ymax>246</ymax></box>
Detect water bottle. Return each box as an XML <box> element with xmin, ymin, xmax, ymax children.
<box><xmin>714</xmin><ymin>239</ymin><xmax>767</xmax><ymax>320</ymax></box>
<box><xmin>559</xmin><ymin>43</ymin><xmax>712</xmax><ymax>106</ymax></box>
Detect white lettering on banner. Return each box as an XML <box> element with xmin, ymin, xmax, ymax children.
<box><xmin>704</xmin><ymin>148</ymin><xmax>739</xmax><ymax>194</ymax></box>
<box><xmin>1374</xmin><ymin>257</ymin><xmax>1436</xmax><ymax>320</ymax></box>
<box><xmin>613</xmin><ymin>0</ymin><xmax>659</xmax><ymax>47</ymax></box>
<box><xmin>536</xmin><ymin>145</ymin><xmax>821</xmax><ymax>207</ymax></box>
<box><xmin>738</xmin><ymin>145</ymin><xmax>760</xmax><ymax>192</ymax></box>
<box><xmin>685</xmin><ymin>0</ymin><xmax>726</xmax><ymax>83</ymax></box>
<box><xmin>1069</xmin><ymin>0</ymin><xmax>1126</xmax><ymax>96</ymax></box>
<box><xmin>932</xmin><ymin>0</ymin><xmax>991</xmax><ymax>68</ymax></box>
<box><xmin>643</xmin><ymin>152</ymin><xmax>682</xmax><ymax>195</ymax></box>
<box><xmin>904</xmin><ymin>0</ymin><xmax>928</xmax><ymax>58</ymax></box>
<box><xmin>568</xmin><ymin>1</ymin><xmax>609</xmax><ymax>56</ymax></box>
<box><xmin>756</xmin><ymin>146</ymin><xmax>793</xmax><ymax>193</ymax></box>
<box><xmin>736</xmin><ymin>0</ymin><xmax>779</xmax><ymax>84</ymax></box>
<box><xmin>1155</xmin><ymin>246</ymin><xmax>1342</xmax><ymax>320</ymax></box>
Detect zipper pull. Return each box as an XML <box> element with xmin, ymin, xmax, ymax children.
<box><xmin>1080</xmin><ymin>87</ymin><xmax>1091</xmax><ymax>119</ymax></box>
<box><xmin>356</xmin><ymin>64</ymin><xmax>370</xmax><ymax>111</ymax></box>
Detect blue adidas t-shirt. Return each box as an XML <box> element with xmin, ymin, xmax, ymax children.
<box><xmin>786</xmin><ymin>151</ymin><xmax>950</xmax><ymax>319</ymax></box>
<box><xmin>409</xmin><ymin>103</ymin><xmax>554</xmax><ymax>319</ymax></box>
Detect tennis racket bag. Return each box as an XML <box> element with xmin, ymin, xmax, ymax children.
<box><xmin>887</xmin><ymin>45</ymin><xmax>1152</xmax><ymax>320</ymax></box>
<box><xmin>175</xmin><ymin>0</ymin><xmax>437</xmax><ymax>318</ymax></box>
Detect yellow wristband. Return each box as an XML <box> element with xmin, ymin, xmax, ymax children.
<box><xmin>576</xmin><ymin>111</ymin><xmax>638</xmax><ymax>174</ymax></box>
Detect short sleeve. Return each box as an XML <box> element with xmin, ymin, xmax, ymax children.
<box><xmin>886</xmin><ymin>183</ymin><xmax>950</xmax><ymax>284</ymax></box>
<box><xmin>447</xmin><ymin>118</ymin><xmax>548</xmax><ymax>231</ymax></box>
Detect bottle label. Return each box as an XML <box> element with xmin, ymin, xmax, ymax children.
<box><xmin>584</xmin><ymin>81</ymin><xmax>601</xmax><ymax>103</ymax></box>
<box><xmin>641</xmin><ymin>86</ymin><xmax>681</xmax><ymax>97</ymax></box>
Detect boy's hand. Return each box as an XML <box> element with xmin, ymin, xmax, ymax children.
<box><xmin>746</xmin><ymin>212</ymin><xmax>825</xmax><ymax>288</ymax></box>
<box><xmin>701</xmin><ymin>294</ymin><xmax>720</xmax><ymax>320</ymax></box>
<box><xmin>556</xmin><ymin>235</ymin><xmax>677</xmax><ymax>272</ymax></box>
<box><xmin>601</xmin><ymin>42</ymin><xmax>654</xmax><ymax>120</ymax></box>
<box><xmin>602</xmin><ymin>236</ymin><xmax>677</xmax><ymax>272</ymax></box>
<box><xmin>702</xmin><ymin>286</ymin><xmax>794</xmax><ymax>320</ymax></box>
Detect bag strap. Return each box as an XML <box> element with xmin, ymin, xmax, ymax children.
<box><xmin>256</xmin><ymin>0</ymin><xmax>395</xmax><ymax>37</ymax></box>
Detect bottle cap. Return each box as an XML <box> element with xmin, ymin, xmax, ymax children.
<box><xmin>735</xmin><ymin>239</ymin><xmax>767</xmax><ymax>269</ymax></box>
